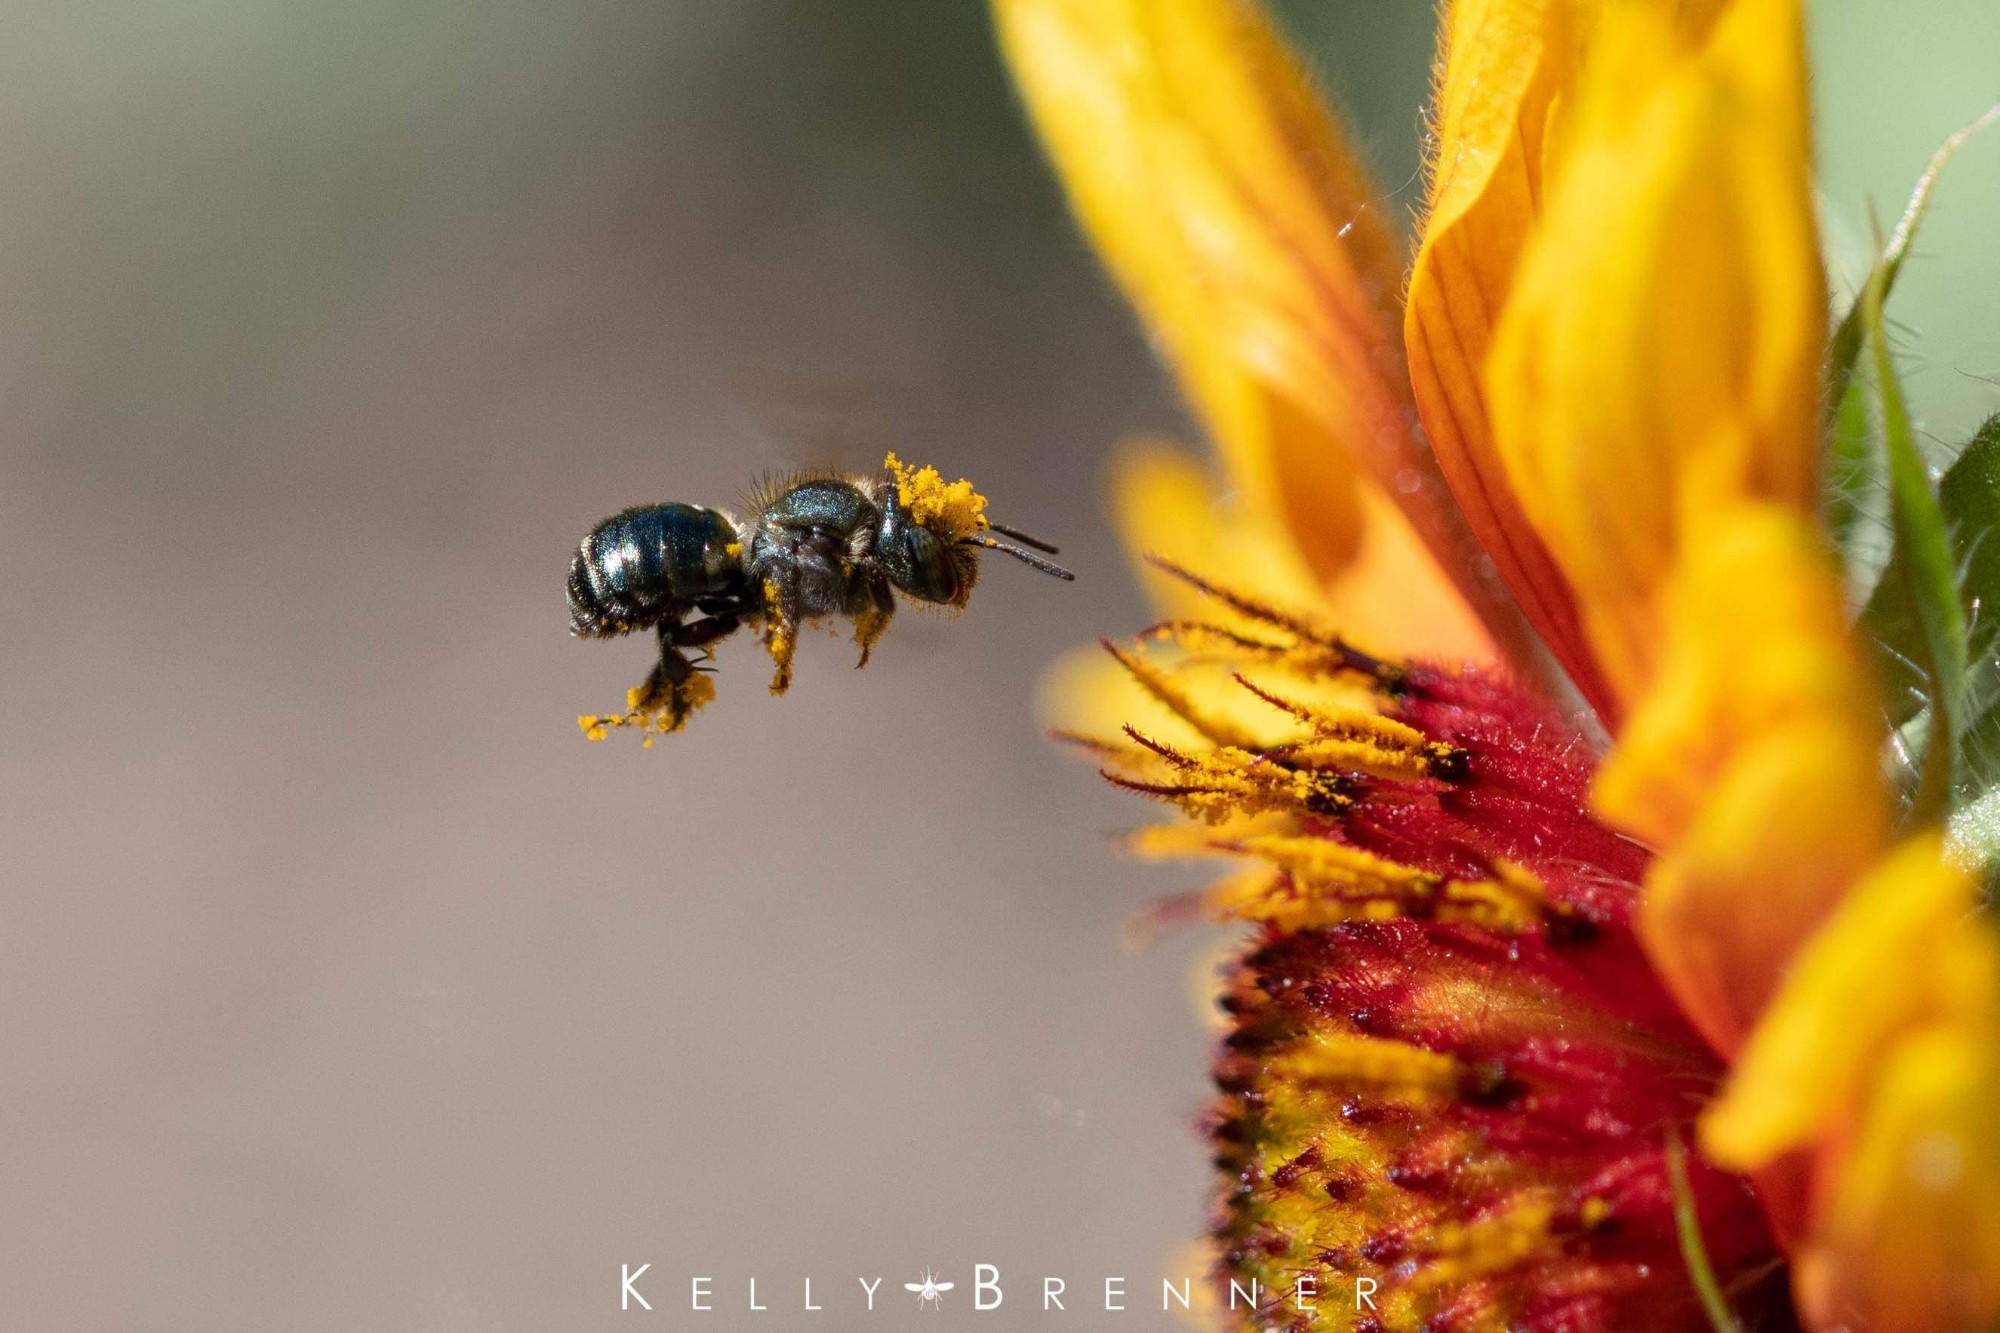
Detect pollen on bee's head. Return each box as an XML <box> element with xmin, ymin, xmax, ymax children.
<box><xmin>884</xmin><ymin>451</ymin><xmax>988</xmax><ymax>539</ymax></box>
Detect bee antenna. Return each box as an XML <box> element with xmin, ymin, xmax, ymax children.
<box><xmin>964</xmin><ymin>533</ymin><xmax>1076</xmax><ymax>580</ymax></box>
<box><xmin>986</xmin><ymin>521</ymin><xmax>1061</xmax><ymax>554</ymax></box>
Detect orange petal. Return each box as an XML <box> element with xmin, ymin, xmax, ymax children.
<box><xmin>993</xmin><ymin>0</ymin><xmax>1513</xmax><ymax>665</ymax></box>
<box><xmin>1482</xmin><ymin>0</ymin><xmax>1822</xmax><ymax>710</ymax></box>
<box><xmin>1406</xmin><ymin>0</ymin><xmax>1610</xmax><ymax>718</ymax></box>
<box><xmin>1595</xmin><ymin>503</ymin><xmax>1886</xmax><ymax>1055</ymax></box>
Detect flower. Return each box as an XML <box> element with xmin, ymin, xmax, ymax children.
<box><xmin>996</xmin><ymin>0</ymin><xmax>2000</xmax><ymax>1327</ymax></box>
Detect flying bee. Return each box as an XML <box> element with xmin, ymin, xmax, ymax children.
<box><xmin>567</xmin><ymin>453</ymin><xmax>1073</xmax><ymax>740</ymax></box>
<box><xmin>904</xmin><ymin>1269</ymin><xmax>955</xmax><ymax>1310</ymax></box>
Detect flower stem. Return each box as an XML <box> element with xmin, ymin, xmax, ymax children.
<box><xmin>1664</xmin><ymin>1129</ymin><xmax>1745</xmax><ymax>1333</ymax></box>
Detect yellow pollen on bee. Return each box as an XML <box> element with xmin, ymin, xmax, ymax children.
<box><xmin>576</xmin><ymin>673</ymin><xmax>717</xmax><ymax>745</ymax></box>
<box><xmin>851</xmin><ymin>600</ymin><xmax>892</xmax><ymax>669</ymax></box>
<box><xmin>884</xmin><ymin>451</ymin><xmax>989</xmax><ymax>538</ymax></box>
<box><xmin>759</xmin><ymin>576</ymin><xmax>798</xmax><ymax>694</ymax></box>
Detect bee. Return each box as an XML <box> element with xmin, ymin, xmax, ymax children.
<box><xmin>904</xmin><ymin>1269</ymin><xmax>955</xmax><ymax>1310</ymax></box>
<box><xmin>567</xmin><ymin>453</ymin><xmax>1073</xmax><ymax>739</ymax></box>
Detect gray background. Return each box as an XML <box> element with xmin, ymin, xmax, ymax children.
<box><xmin>2</xmin><ymin>2</ymin><xmax>1994</xmax><ymax>1329</ymax></box>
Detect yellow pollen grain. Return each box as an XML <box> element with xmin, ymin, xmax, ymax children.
<box><xmin>1238</xmin><ymin>835</ymin><xmax>1438</xmax><ymax>896</ymax></box>
<box><xmin>850</xmin><ymin>600</ymin><xmax>892</xmax><ymax>668</ymax></box>
<box><xmin>1125</xmin><ymin>814</ymin><xmax>1293</xmax><ymax>860</ymax></box>
<box><xmin>1106</xmin><ymin>734</ymin><xmax>1345</xmax><ymax>823</ymax></box>
<box><xmin>884</xmin><ymin>451</ymin><xmax>989</xmax><ymax>538</ymax></box>
<box><xmin>1437</xmin><ymin>861</ymin><xmax>1552</xmax><ymax>933</ymax></box>
<box><xmin>1231</xmin><ymin>675</ymin><xmax>1452</xmax><ymax>779</ymax></box>
<box><xmin>1285</xmin><ymin>735</ymin><xmax>1439</xmax><ymax>783</ymax></box>
<box><xmin>577</xmin><ymin>672</ymin><xmax>717</xmax><ymax>745</ymax></box>
<box><xmin>1143</xmin><ymin>620</ymin><xmax>1299</xmax><ymax>663</ymax></box>
<box><xmin>1274</xmin><ymin>1030</ymin><xmax>1464</xmax><ymax>1101</ymax></box>
<box><xmin>1105</xmin><ymin>641</ymin><xmax>1267</xmax><ymax>750</ymax></box>
<box><xmin>1413</xmin><ymin>1196</ymin><xmax>1559</xmax><ymax>1290</ymax></box>
<box><xmin>760</xmin><ymin>577</ymin><xmax>797</xmax><ymax>693</ymax></box>
<box><xmin>1221</xmin><ymin>837</ymin><xmax>1550</xmax><ymax>933</ymax></box>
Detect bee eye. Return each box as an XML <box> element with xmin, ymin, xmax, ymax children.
<box><xmin>887</xmin><ymin>524</ymin><xmax>971</xmax><ymax>606</ymax></box>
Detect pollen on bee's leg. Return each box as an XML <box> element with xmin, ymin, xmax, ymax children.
<box><xmin>760</xmin><ymin>580</ymin><xmax>798</xmax><ymax>695</ymax></box>
<box><xmin>850</xmin><ymin>598</ymin><xmax>892</xmax><ymax>670</ymax></box>
<box><xmin>576</xmin><ymin>672</ymin><xmax>717</xmax><ymax>745</ymax></box>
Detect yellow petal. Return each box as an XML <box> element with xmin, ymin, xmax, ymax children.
<box><xmin>1483</xmin><ymin>0</ymin><xmax>1822</xmax><ymax>708</ymax></box>
<box><xmin>1701</xmin><ymin>833</ymin><xmax>2000</xmax><ymax>1331</ymax></box>
<box><xmin>1107</xmin><ymin>439</ymin><xmax>1331</xmax><ymax>628</ymax></box>
<box><xmin>1038</xmin><ymin>442</ymin><xmax>1477</xmax><ymax>748</ymax></box>
<box><xmin>1106</xmin><ymin>440</ymin><xmax>1495</xmax><ymax>664</ymax></box>
<box><xmin>1700</xmin><ymin>834</ymin><xmax>1971</xmax><ymax>1163</ymax></box>
<box><xmin>1596</xmin><ymin>503</ymin><xmax>1886</xmax><ymax>1055</ymax></box>
<box><xmin>1800</xmin><ymin>1020</ymin><xmax>2000</xmax><ymax>1332</ymax></box>
<box><xmin>993</xmin><ymin>0</ymin><xmax>1509</xmax><ymax>663</ymax></box>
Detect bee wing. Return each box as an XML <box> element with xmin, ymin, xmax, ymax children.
<box><xmin>933</xmin><ymin>1282</ymin><xmax>955</xmax><ymax>1292</ymax></box>
<box><xmin>722</xmin><ymin>367</ymin><xmax>909</xmax><ymax>480</ymax></box>
<box><xmin>904</xmin><ymin>1283</ymin><xmax>927</xmax><ymax>1293</ymax></box>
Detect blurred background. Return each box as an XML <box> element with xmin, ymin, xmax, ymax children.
<box><xmin>1</xmin><ymin>2</ymin><xmax>1994</xmax><ymax>1328</ymax></box>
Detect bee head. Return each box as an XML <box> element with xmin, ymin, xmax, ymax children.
<box><xmin>875</xmin><ymin>454</ymin><xmax>1072</xmax><ymax>605</ymax></box>
<box><xmin>875</xmin><ymin>498</ymin><xmax>979</xmax><ymax>607</ymax></box>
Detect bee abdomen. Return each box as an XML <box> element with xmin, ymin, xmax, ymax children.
<box><xmin>567</xmin><ymin>503</ymin><xmax>744</xmax><ymax>637</ymax></box>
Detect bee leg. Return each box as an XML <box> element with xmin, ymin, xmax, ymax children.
<box><xmin>631</xmin><ymin>627</ymin><xmax>707</xmax><ymax>732</ymax></box>
<box><xmin>666</xmin><ymin>611</ymin><xmax>742</xmax><ymax>666</ymax></box>
<box><xmin>760</xmin><ymin>579</ymin><xmax>801</xmax><ymax>695</ymax></box>
<box><xmin>852</xmin><ymin>577</ymin><xmax>894</xmax><ymax>669</ymax></box>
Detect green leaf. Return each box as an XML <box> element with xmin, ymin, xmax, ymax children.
<box><xmin>1860</xmin><ymin>249</ymin><xmax>1966</xmax><ymax>826</ymax></box>
<box><xmin>1825</xmin><ymin>107</ymin><xmax>1999</xmax><ymax>423</ymax></box>
<box><xmin>1870</xmin><ymin>415</ymin><xmax>2000</xmax><ymax>788</ymax></box>
<box><xmin>1941</xmin><ymin>416</ymin><xmax>2000</xmax><ymax>820</ymax></box>
<box><xmin>1824</xmin><ymin>373</ymin><xmax>1885</xmax><ymax>607</ymax></box>
<box><xmin>1941</xmin><ymin>415</ymin><xmax>2000</xmax><ymax>663</ymax></box>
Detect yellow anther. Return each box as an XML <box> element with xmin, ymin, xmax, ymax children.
<box><xmin>1237</xmin><ymin>836</ymin><xmax>1438</xmax><ymax>896</ymax></box>
<box><xmin>1413</xmin><ymin>1197</ymin><xmax>1559</xmax><ymax>1289</ymax></box>
<box><xmin>1273</xmin><ymin>1030</ymin><xmax>1465</xmax><ymax>1101</ymax></box>
<box><xmin>1103</xmin><ymin>640</ymin><xmax>1267</xmax><ymax>751</ymax></box>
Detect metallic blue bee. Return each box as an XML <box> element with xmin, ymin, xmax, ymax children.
<box><xmin>567</xmin><ymin>456</ymin><xmax>1072</xmax><ymax>739</ymax></box>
